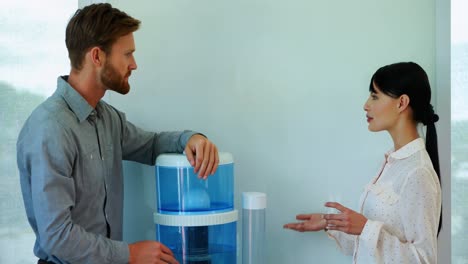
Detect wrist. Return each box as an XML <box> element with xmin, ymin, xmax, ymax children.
<box><xmin>321</xmin><ymin>214</ymin><xmax>328</xmax><ymax>232</ymax></box>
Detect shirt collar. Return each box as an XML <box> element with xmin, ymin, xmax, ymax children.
<box><xmin>385</xmin><ymin>138</ymin><xmax>425</xmax><ymax>161</ymax></box>
<box><xmin>56</xmin><ymin>76</ymin><xmax>100</xmax><ymax>122</ymax></box>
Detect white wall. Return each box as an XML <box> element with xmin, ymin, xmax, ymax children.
<box><xmin>90</xmin><ymin>0</ymin><xmax>448</xmax><ymax>262</ymax></box>
<box><xmin>435</xmin><ymin>0</ymin><xmax>451</xmax><ymax>262</ymax></box>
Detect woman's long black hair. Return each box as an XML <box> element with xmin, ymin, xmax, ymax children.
<box><xmin>369</xmin><ymin>62</ymin><xmax>441</xmax><ymax>235</ymax></box>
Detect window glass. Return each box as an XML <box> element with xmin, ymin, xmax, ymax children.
<box><xmin>0</xmin><ymin>1</ymin><xmax>76</xmax><ymax>263</ymax></box>
<box><xmin>452</xmin><ymin>0</ymin><xmax>468</xmax><ymax>263</ymax></box>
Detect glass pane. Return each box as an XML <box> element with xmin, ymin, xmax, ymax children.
<box><xmin>0</xmin><ymin>1</ymin><xmax>77</xmax><ymax>263</ymax></box>
<box><xmin>452</xmin><ymin>0</ymin><xmax>468</xmax><ymax>263</ymax></box>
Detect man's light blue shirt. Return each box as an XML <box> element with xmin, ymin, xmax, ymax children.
<box><xmin>17</xmin><ymin>76</ymin><xmax>196</xmax><ymax>263</ymax></box>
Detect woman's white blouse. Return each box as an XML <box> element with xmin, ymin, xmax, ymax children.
<box><xmin>328</xmin><ymin>138</ymin><xmax>441</xmax><ymax>264</ymax></box>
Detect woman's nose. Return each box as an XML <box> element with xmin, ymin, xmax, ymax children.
<box><xmin>363</xmin><ymin>98</ymin><xmax>370</xmax><ymax>111</ymax></box>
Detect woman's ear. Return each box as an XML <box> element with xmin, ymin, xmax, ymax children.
<box><xmin>397</xmin><ymin>94</ymin><xmax>410</xmax><ymax>112</ymax></box>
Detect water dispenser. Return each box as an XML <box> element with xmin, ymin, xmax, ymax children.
<box><xmin>154</xmin><ymin>152</ymin><xmax>237</xmax><ymax>264</ymax></box>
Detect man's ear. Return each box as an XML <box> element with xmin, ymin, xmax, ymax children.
<box><xmin>89</xmin><ymin>47</ymin><xmax>105</xmax><ymax>67</ymax></box>
<box><xmin>397</xmin><ymin>94</ymin><xmax>410</xmax><ymax>112</ymax></box>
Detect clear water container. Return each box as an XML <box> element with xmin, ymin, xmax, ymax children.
<box><xmin>154</xmin><ymin>152</ymin><xmax>237</xmax><ymax>264</ymax></box>
<box><xmin>242</xmin><ymin>192</ymin><xmax>266</xmax><ymax>264</ymax></box>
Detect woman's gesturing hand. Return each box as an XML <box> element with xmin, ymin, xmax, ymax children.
<box><xmin>323</xmin><ymin>202</ymin><xmax>368</xmax><ymax>235</ymax></box>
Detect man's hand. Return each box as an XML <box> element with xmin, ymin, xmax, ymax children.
<box><xmin>184</xmin><ymin>134</ymin><xmax>219</xmax><ymax>179</ymax></box>
<box><xmin>283</xmin><ymin>213</ymin><xmax>327</xmax><ymax>232</ymax></box>
<box><xmin>323</xmin><ymin>202</ymin><xmax>368</xmax><ymax>235</ymax></box>
<box><xmin>129</xmin><ymin>241</ymin><xmax>179</xmax><ymax>264</ymax></box>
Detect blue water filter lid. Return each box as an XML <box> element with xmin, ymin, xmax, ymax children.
<box><xmin>156</xmin><ymin>152</ymin><xmax>234</xmax><ymax>167</ymax></box>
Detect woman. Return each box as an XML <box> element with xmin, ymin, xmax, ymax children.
<box><xmin>284</xmin><ymin>62</ymin><xmax>441</xmax><ymax>263</ymax></box>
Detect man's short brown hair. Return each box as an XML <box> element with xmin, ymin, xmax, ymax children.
<box><xmin>65</xmin><ymin>3</ymin><xmax>140</xmax><ymax>70</ymax></box>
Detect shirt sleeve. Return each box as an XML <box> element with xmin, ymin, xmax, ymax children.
<box><xmin>20</xmin><ymin>120</ymin><xmax>129</xmax><ymax>263</ymax></box>
<box><xmin>114</xmin><ymin>108</ymin><xmax>197</xmax><ymax>164</ymax></box>
<box><xmin>326</xmin><ymin>230</ymin><xmax>356</xmax><ymax>256</ymax></box>
<box><xmin>358</xmin><ymin>167</ymin><xmax>441</xmax><ymax>263</ymax></box>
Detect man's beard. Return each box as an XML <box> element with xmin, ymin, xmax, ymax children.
<box><xmin>101</xmin><ymin>61</ymin><xmax>131</xmax><ymax>95</ymax></box>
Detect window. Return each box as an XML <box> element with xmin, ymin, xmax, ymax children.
<box><xmin>451</xmin><ymin>0</ymin><xmax>468</xmax><ymax>263</ymax></box>
<box><xmin>0</xmin><ymin>1</ymin><xmax>76</xmax><ymax>262</ymax></box>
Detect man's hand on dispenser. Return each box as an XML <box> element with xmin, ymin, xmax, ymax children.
<box><xmin>185</xmin><ymin>134</ymin><xmax>219</xmax><ymax>179</ymax></box>
<box><xmin>129</xmin><ymin>241</ymin><xmax>179</xmax><ymax>264</ymax></box>
<box><xmin>283</xmin><ymin>213</ymin><xmax>327</xmax><ymax>232</ymax></box>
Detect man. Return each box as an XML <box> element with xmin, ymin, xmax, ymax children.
<box><xmin>16</xmin><ymin>3</ymin><xmax>218</xmax><ymax>264</ymax></box>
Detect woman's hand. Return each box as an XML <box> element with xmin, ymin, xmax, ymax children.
<box><xmin>323</xmin><ymin>202</ymin><xmax>368</xmax><ymax>235</ymax></box>
<box><xmin>283</xmin><ymin>213</ymin><xmax>327</xmax><ymax>232</ymax></box>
